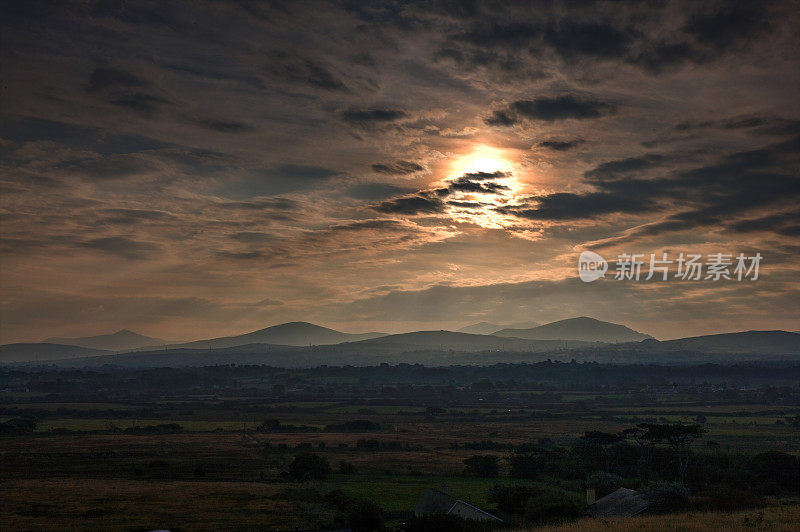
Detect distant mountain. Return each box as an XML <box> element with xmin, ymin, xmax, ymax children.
<box><xmin>158</xmin><ymin>322</ymin><xmax>386</xmax><ymax>350</ymax></box>
<box><xmin>46</xmin><ymin>329</ymin><xmax>166</xmax><ymax>351</ymax></box>
<box><xmin>0</xmin><ymin>343</ymin><xmax>110</xmax><ymax>363</ymax></box>
<box><xmin>338</xmin><ymin>330</ymin><xmax>591</xmax><ymax>353</ymax></box>
<box><xmin>494</xmin><ymin>317</ymin><xmax>651</xmax><ymax>343</ymax></box>
<box><xmin>652</xmin><ymin>330</ymin><xmax>800</xmax><ymax>354</ymax></box>
<box><xmin>458</xmin><ymin>321</ymin><xmax>540</xmax><ymax>335</ymax></box>
<box><xmin>457</xmin><ymin>322</ymin><xmax>504</xmax><ymax>335</ymax></box>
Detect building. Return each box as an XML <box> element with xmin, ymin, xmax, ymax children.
<box><xmin>587</xmin><ymin>487</ymin><xmax>649</xmax><ymax>518</ymax></box>
<box><xmin>414</xmin><ymin>488</ymin><xmax>503</xmax><ymax>522</ymax></box>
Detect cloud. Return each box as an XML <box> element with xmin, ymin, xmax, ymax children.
<box><xmin>497</xmin><ymin>192</ymin><xmax>656</xmax><ymax>221</ymax></box>
<box><xmin>374</xmin><ymin>194</ymin><xmax>445</xmax><ymax>215</ymax></box>
<box><xmin>198</xmin><ymin>119</ymin><xmax>254</xmax><ymax>133</ymax></box>
<box><xmin>79</xmin><ymin>236</ymin><xmax>161</xmax><ymax>259</ymax></box>
<box><xmin>341</xmin><ymin>108</ymin><xmax>407</xmax><ymax>125</ymax></box>
<box><xmin>110</xmin><ymin>93</ymin><xmax>170</xmax><ymax>114</ymax></box>
<box><xmin>487</xmin><ymin>95</ymin><xmax>614</xmax><ymax>125</ymax></box>
<box><xmin>86</xmin><ymin>66</ymin><xmax>149</xmax><ymax>92</ymax></box>
<box><xmin>584</xmin><ymin>154</ymin><xmax>666</xmax><ymax>181</ymax></box>
<box><xmin>537</xmin><ymin>139</ymin><xmax>585</xmax><ymax>151</ymax></box>
<box><xmin>372</xmin><ymin>160</ymin><xmax>424</xmax><ymax>175</ymax></box>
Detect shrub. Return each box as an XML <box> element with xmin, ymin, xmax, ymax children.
<box><xmin>404</xmin><ymin>514</ymin><xmax>496</xmax><ymax>532</ymax></box>
<box><xmin>644</xmin><ymin>481</ymin><xmax>689</xmax><ymax>513</ymax></box>
<box><xmin>339</xmin><ymin>460</ymin><xmax>357</xmax><ymax>474</ymax></box>
<box><xmin>463</xmin><ymin>455</ymin><xmax>500</xmax><ymax>477</ymax></box>
<box><xmin>289</xmin><ymin>452</ymin><xmax>331</xmax><ymax>481</ymax></box>
<box><xmin>508</xmin><ymin>452</ymin><xmax>542</xmax><ymax>479</ymax></box>
<box><xmin>587</xmin><ymin>471</ymin><xmax>623</xmax><ymax>498</ymax></box>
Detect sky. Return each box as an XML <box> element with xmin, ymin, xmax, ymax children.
<box><xmin>1</xmin><ymin>0</ymin><xmax>799</xmax><ymax>343</ymax></box>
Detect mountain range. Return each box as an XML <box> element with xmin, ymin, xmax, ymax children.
<box><xmin>494</xmin><ymin>317</ymin><xmax>652</xmax><ymax>343</ymax></box>
<box><xmin>456</xmin><ymin>321</ymin><xmax>540</xmax><ymax>335</ymax></box>
<box><xmin>2</xmin><ymin>317</ymin><xmax>798</xmax><ymax>366</ymax></box>
<box><xmin>45</xmin><ymin>329</ymin><xmax>165</xmax><ymax>351</ymax></box>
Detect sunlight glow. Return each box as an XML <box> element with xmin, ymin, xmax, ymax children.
<box><xmin>449</xmin><ymin>145</ymin><xmax>515</xmax><ymax>176</ymax></box>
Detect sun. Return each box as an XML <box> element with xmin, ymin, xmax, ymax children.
<box><xmin>450</xmin><ymin>145</ymin><xmax>515</xmax><ymax>177</ymax></box>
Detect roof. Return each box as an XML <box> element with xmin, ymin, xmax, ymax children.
<box><xmin>448</xmin><ymin>500</ymin><xmax>504</xmax><ymax>522</ymax></box>
<box><xmin>587</xmin><ymin>487</ymin><xmax>649</xmax><ymax>518</ymax></box>
<box><xmin>414</xmin><ymin>489</ymin><xmax>457</xmax><ymax>515</ymax></box>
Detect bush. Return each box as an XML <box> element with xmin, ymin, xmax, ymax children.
<box><xmin>524</xmin><ymin>491</ymin><xmax>584</xmax><ymax>523</ymax></box>
<box><xmin>404</xmin><ymin>514</ymin><xmax>497</xmax><ymax>532</ymax></box>
<box><xmin>325</xmin><ymin>420</ymin><xmax>381</xmax><ymax>432</ymax></box>
<box><xmin>463</xmin><ymin>455</ymin><xmax>500</xmax><ymax>477</ymax></box>
<box><xmin>289</xmin><ymin>452</ymin><xmax>331</xmax><ymax>481</ymax></box>
<box><xmin>0</xmin><ymin>417</ymin><xmax>37</xmax><ymax>435</ymax></box>
<box><xmin>587</xmin><ymin>471</ymin><xmax>623</xmax><ymax>498</ymax></box>
<box><xmin>348</xmin><ymin>499</ymin><xmax>384</xmax><ymax>532</ymax></box>
<box><xmin>508</xmin><ymin>452</ymin><xmax>542</xmax><ymax>479</ymax></box>
<box><xmin>339</xmin><ymin>460</ymin><xmax>357</xmax><ymax>474</ymax></box>
<box><xmin>644</xmin><ymin>481</ymin><xmax>689</xmax><ymax>513</ymax></box>
<box><xmin>751</xmin><ymin>451</ymin><xmax>799</xmax><ymax>491</ymax></box>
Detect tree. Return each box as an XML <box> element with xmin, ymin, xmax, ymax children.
<box><xmin>587</xmin><ymin>471</ymin><xmax>623</xmax><ymax>498</ymax></box>
<box><xmin>289</xmin><ymin>452</ymin><xmax>331</xmax><ymax>481</ymax></box>
<box><xmin>463</xmin><ymin>454</ymin><xmax>500</xmax><ymax>477</ymax></box>
<box><xmin>638</xmin><ymin>423</ymin><xmax>705</xmax><ymax>484</ymax></box>
<box><xmin>580</xmin><ymin>430</ymin><xmax>624</xmax><ymax>473</ymax></box>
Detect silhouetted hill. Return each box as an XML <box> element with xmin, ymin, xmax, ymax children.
<box><xmin>45</xmin><ymin>329</ymin><xmax>166</xmax><ymax>351</ymax></box>
<box><xmin>154</xmin><ymin>322</ymin><xmax>386</xmax><ymax>350</ymax></box>
<box><xmin>653</xmin><ymin>330</ymin><xmax>800</xmax><ymax>354</ymax></box>
<box><xmin>337</xmin><ymin>330</ymin><xmax>591</xmax><ymax>353</ymax></box>
<box><xmin>457</xmin><ymin>322</ymin><xmax>504</xmax><ymax>335</ymax></box>
<box><xmin>457</xmin><ymin>321</ymin><xmax>541</xmax><ymax>335</ymax></box>
<box><xmin>0</xmin><ymin>343</ymin><xmax>110</xmax><ymax>363</ymax></box>
<box><xmin>494</xmin><ymin>317</ymin><xmax>651</xmax><ymax>343</ymax></box>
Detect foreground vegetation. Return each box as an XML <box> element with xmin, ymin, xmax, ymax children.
<box><xmin>528</xmin><ymin>504</ymin><xmax>800</xmax><ymax>531</ymax></box>
<box><xmin>1</xmin><ymin>362</ymin><xmax>798</xmax><ymax>530</ymax></box>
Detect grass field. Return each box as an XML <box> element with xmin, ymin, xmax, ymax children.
<box><xmin>527</xmin><ymin>504</ymin><xmax>800</xmax><ymax>531</ymax></box>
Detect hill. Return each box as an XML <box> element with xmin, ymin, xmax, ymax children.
<box><xmin>457</xmin><ymin>322</ymin><xmax>505</xmax><ymax>335</ymax></box>
<box><xmin>495</xmin><ymin>317</ymin><xmax>651</xmax><ymax>343</ymax></box>
<box><xmin>0</xmin><ymin>343</ymin><xmax>110</xmax><ymax>363</ymax></box>
<box><xmin>45</xmin><ymin>329</ymin><xmax>166</xmax><ymax>351</ymax></box>
<box><xmin>155</xmin><ymin>322</ymin><xmax>386</xmax><ymax>350</ymax></box>
<box><xmin>458</xmin><ymin>320</ymin><xmax>540</xmax><ymax>335</ymax></box>
<box><xmin>653</xmin><ymin>330</ymin><xmax>800</xmax><ymax>354</ymax></box>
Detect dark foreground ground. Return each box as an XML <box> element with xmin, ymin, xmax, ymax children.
<box><xmin>1</xmin><ymin>362</ymin><xmax>798</xmax><ymax>530</ymax></box>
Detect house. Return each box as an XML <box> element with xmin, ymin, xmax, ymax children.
<box><xmin>414</xmin><ymin>488</ymin><xmax>503</xmax><ymax>522</ymax></box>
<box><xmin>587</xmin><ymin>487</ymin><xmax>649</xmax><ymax>518</ymax></box>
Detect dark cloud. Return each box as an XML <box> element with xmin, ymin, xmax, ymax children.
<box><xmin>224</xmin><ymin>165</ymin><xmax>341</xmax><ymax>196</ymax></box>
<box><xmin>346</xmin><ymin>182</ymin><xmax>417</xmax><ymax>200</ymax></box>
<box><xmin>86</xmin><ymin>66</ymin><xmax>149</xmax><ymax>92</ymax></box>
<box><xmin>199</xmin><ymin>119</ymin><xmax>255</xmax><ymax>133</ymax></box>
<box><xmin>484</xmin><ymin>110</ymin><xmax>517</xmax><ymax>126</ymax></box>
<box><xmin>266</xmin><ymin>51</ymin><xmax>349</xmax><ymax>92</ymax></box>
<box><xmin>229</xmin><ymin>231</ymin><xmax>276</xmax><ymax>243</ymax></box>
<box><xmin>110</xmin><ymin>93</ymin><xmax>170</xmax><ymax>114</ymax></box>
<box><xmin>80</xmin><ymin>236</ymin><xmax>161</xmax><ymax>259</ymax></box>
<box><xmin>584</xmin><ymin>154</ymin><xmax>666</xmax><ymax>181</ymax></box>
<box><xmin>341</xmin><ymin>108</ymin><xmax>407</xmax><ymax>125</ymax></box>
<box><xmin>60</xmin><ymin>155</ymin><xmax>153</xmax><ymax>180</ymax></box>
<box><xmin>497</xmin><ymin>192</ymin><xmax>655</xmax><ymax>221</ymax></box>
<box><xmin>374</xmin><ymin>194</ymin><xmax>445</xmax><ymax>215</ymax></box>
<box><xmin>727</xmin><ymin>210</ymin><xmax>800</xmax><ymax>236</ymax></box>
<box><xmin>487</xmin><ymin>95</ymin><xmax>614</xmax><ymax>126</ymax></box>
<box><xmin>371</xmin><ymin>160</ymin><xmax>424</xmax><ymax>175</ymax></box>
<box><xmin>686</xmin><ymin>2</ymin><xmax>770</xmax><ymax>51</ymax></box>
<box><xmin>537</xmin><ymin>139</ymin><xmax>585</xmax><ymax>151</ymax></box>
<box><xmin>328</xmin><ymin>220</ymin><xmax>405</xmax><ymax>232</ymax></box>
<box><xmin>447</xmin><ymin>175</ymin><xmax>509</xmax><ymax>194</ymax></box>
